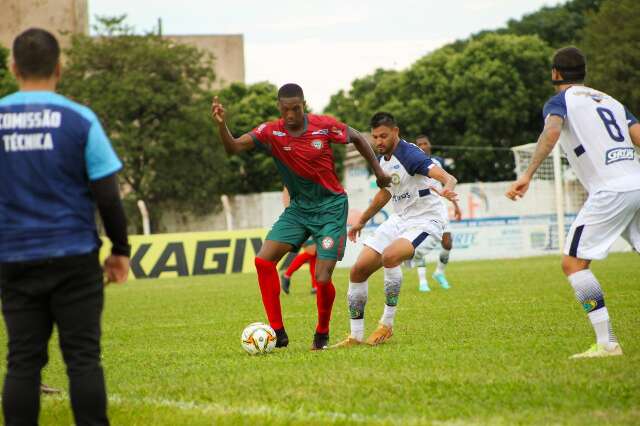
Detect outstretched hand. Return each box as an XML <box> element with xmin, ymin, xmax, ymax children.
<box><xmin>211</xmin><ymin>96</ymin><xmax>226</xmax><ymax>124</ymax></box>
<box><xmin>506</xmin><ymin>176</ymin><xmax>531</xmax><ymax>201</ymax></box>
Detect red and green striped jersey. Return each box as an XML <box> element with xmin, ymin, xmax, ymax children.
<box><xmin>250</xmin><ymin>114</ymin><xmax>349</xmax><ymax>209</ymax></box>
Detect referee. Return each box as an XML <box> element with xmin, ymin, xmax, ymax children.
<box><xmin>0</xmin><ymin>29</ymin><xmax>130</xmax><ymax>425</ymax></box>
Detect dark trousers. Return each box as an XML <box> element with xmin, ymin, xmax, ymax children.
<box><xmin>0</xmin><ymin>252</ymin><xmax>108</xmax><ymax>426</ymax></box>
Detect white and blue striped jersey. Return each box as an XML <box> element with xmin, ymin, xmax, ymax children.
<box><xmin>543</xmin><ymin>86</ymin><xmax>640</xmax><ymax>193</ymax></box>
<box><xmin>379</xmin><ymin>139</ymin><xmax>445</xmax><ymax>222</ymax></box>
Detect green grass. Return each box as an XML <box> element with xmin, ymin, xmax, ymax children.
<box><xmin>1</xmin><ymin>253</ymin><xmax>639</xmax><ymax>425</ymax></box>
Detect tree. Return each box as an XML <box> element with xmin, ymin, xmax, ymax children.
<box><xmin>326</xmin><ymin>34</ymin><xmax>553</xmax><ymax>182</ymax></box>
<box><xmin>0</xmin><ymin>45</ymin><xmax>17</xmax><ymax>98</ymax></box>
<box><xmin>582</xmin><ymin>0</ymin><xmax>640</xmax><ymax>115</ymax></box>
<box><xmin>502</xmin><ymin>0</ymin><xmax>602</xmax><ymax>47</ymax></box>
<box><xmin>59</xmin><ymin>16</ymin><xmax>228</xmax><ymax>231</ymax></box>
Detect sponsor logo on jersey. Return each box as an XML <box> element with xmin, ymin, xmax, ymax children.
<box><xmin>392</xmin><ymin>192</ymin><xmax>411</xmax><ymax>202</ymax></box>
<box><xmin>272</xmin><ymin>130</ymin><xmax>286</xmax><ymax>136</ymax></box>
<box><xmin>391</xmin><ymin>173</ymin><xmax>401</xmax><ymax>185</ymax></box>
<box><xmin>321</xmin><ymin>236</ymin><xmax>334</xmax><ymax>250</ymax></box>
<box><xmin>311</xmin><ymin>129</ymin><xmax>329</xmax><ymax>135</ymax></box>
<box><xmin>283</xmin><ymin>146</ymin><xmax>292</xmax><ymax>151</ymax></box>
<box><xmin>605</xmin><ymin>147</ymin><xmax>634</xmax><ymax>164</ymax></box>
<box><xmin>311</xmin><ymin>140</ymin><xmax>323</xmax><ymax>150</ymax></box>
<box><xmin>392</xmin><ymin>165</ymin><xmax>400</xmax><ymax>169</ymax></box>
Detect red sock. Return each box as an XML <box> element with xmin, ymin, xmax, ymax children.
<box><xmin>285</xmin><ymin>251</ymin><xmax>314</xmax><ymax>277</ymax></box>
<box><xmin>315</xmin><ymin>280</ymin><xmax>335</xmax><ymax>334</ymax></box>
<box><xmin>254</xmin><ymin>257</ymin><xmax>283</xmax><ymax>330</ymax></box>
<box><xmin>309</xmin><ymin>254</ymin><xmax>318</xmax><ymax>289</ymax></box>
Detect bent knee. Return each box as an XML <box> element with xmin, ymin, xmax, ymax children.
<box><xmin>561</xmin><ymin>256</ymin><xmax>590</xmax><ymax>276</ymax></box>
<box><xmin>350</xmin><ymin>265</ymin><xmax>369</xmax><ymax>283</ymax></box>
<box><xmin>381</xmin><ymin>251</ymin><xmax>404</xmax><ymax>269</ymax></box>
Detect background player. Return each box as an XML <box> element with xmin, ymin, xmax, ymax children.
<box><xmin>333</xmin><ymin>112</ymin><xmax>457</xmax><ymax>347</ymax></box>
<box><xmin>415</xmin><ymin>135</ymin><xmax>462</xmax><ymax>291</ymax></box>
<box><xmin>211</xmin><ymin>84</ymin><xmax>390</xmax><ymax>350</ymax></box>
<box><xmin>280</xmin><ymin>187</ymin><xmax>318</xmax><ymax>295</ymax></box>
<box><xmin>507</xmin><ymin>46</ymin><xmax>640</xmax><ymax>359</ymax></box>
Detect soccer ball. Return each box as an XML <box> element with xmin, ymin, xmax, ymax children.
<box><xmin>241</xmin><ymin>322</ymin><xmax>277</xmax><ymax>355</ymax></box>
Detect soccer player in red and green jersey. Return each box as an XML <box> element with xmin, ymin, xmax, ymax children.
<box><xmin>211</xmin><ymin>83</ymin><xmax>390</xmax><ymax>349</ymax></box>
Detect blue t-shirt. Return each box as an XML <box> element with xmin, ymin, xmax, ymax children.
<box><xmin>0</xmin><ymin>91</ymin><xmax>122</xmax><ymax>262</ymax></box>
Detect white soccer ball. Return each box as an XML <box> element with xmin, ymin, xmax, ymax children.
<box><xmin>241</xmin><ymin>322</ymin><xmax>277</xmax><ymax>355</ymax></box>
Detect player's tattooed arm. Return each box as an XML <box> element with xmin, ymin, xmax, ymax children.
<box><xmin>211</xmin><ymin>96</ymin><xmax>255</xmax><ymax>154</ymax></box>
<box><xmin>629</xmin><ymin>123</ymin><xmax>640</xmax><ymax>148</ymax></box>
<box><xmin>348</xmin><ymin>127</ymin><xmax>391</xmax><ymax>188</ymax></box>
<box><xmin>427</xmin><ymin>166</ymin><xmax>458</xmax><ymax>202</ymax></box>
<box><xmin>349</xmin><ymin>189</ymin><xmax>392</xmax><ymax>242</ymax></box>
<box><xmin>506</xmin><ymin>115</ymin><xmax>563</xmax><ymax>200</ymax></box>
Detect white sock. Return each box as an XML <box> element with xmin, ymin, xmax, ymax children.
<box><xmin>568</xmin><ymin>269</ymin><xmax>617</xmax><ymax>346</ymax></box>
<box><xmin>350</xmin><ymin>319</ymin><xmax>364</xmax><ymax>341</ymax></box>
<box><xmin>348</xmin><ymin>280</ymin><xmax>368</xmax><ymax>341</ymax></box>
<box><xmin>381</xmin><ymin>305</ymin><xmax>397</xmax><ymax>327</ymax></box>
<box><xmin>436</xmin><ymin>249</ymin><xmax>450</xmax><ymax>274</ymax></box>
<box><xmin>417</xmin><ymin>266</ymin><xmax>427</xmax><ymax>286</ymax></box>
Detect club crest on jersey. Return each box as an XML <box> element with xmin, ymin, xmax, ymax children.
<box><xmin>605</xmin><ymin>147</ymin><xmax>634</xmax><ymax>164</ymax></box>
<box><xmin>321</xmin><ymin>236</ymin><xmax>334</xmax><ymax>250</ymax></box>
<box><xmin>391</xmin><ymin>173</ymin><xmax>401</xmax><ymax>185</ymax></box>
<box><xmin>311</xmin><ymin>140</ymin><xmax>323</xmax><ymax>150</ymax></box>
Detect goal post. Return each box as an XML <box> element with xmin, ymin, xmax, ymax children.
<box><xmin>511</xmin><ymin>142</ymin><xmax>586</xmax><ymax>253</ymax></box>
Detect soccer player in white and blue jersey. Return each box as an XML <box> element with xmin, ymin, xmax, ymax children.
<box><xmin>415</xmin><ymin>135</ymin><xmax>462</xmax><ymax>291</ymax></box>
<box><xmin>333</xmin><ymin>112</ymin><xmax>458</xmax><ymax>347</ymax></box>
<box><xmin>507</xmin><ymin>47</ymin><xmax>640</xmax><ymax>359</ymax></box>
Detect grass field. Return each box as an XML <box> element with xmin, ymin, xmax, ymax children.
<box><xmin>1</xmin><ymin>252</ymin><xmax>638</xmax><ymax>425</ymax></box>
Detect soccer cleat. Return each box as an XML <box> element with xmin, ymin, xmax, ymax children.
<box><xmin>274</xmin><ymin>327</ymin><xmax>289</xmax><ymax>348</ymax></box>
<box><xmin>311</xmin><ymin>332</ymin><xmax>329</xmax><ymax>350</ymax></box>
<box><xmin>432</xmin><ymin>272</ymin><xmax>450</xmax><ymax>289</ymax></box>
<box><xmin>419</xmin><ymin>282</ymin><xmax>431</xmax><ymax>292</ymax></box>
<box><xmin>280</xmin><ymin>274</ymin><xmax>291</xmax><ymax>295</ymax></box>
<box><xmin>330</xmin><ymin>336</ymin><xmax>363</xmax><ymax>349</ymax></box>
<box><xmin>570</xmin><ymin>343</ymin><xmax>623</xmax><ymax>359</ymax></box>
<box><xmin>366</xmin><ymin>323</ymin><xmax>393</xmax><ymax>346</ymax></box>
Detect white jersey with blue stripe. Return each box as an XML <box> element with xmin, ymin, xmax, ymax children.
<box><xmin>379</xmin><ymin>139</ymin><xmax>445</xmax><ymax>222</ymax></box>
<box><xmin>543</xmin><ymin>85</ymin><xmax>640</xmax><ymax>193</ymax></box>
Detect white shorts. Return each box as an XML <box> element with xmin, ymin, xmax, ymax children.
<box><xmin>364</xmin><ymin>214</ymin><xmax>444</xmax><ymax>256</ymax></box>
<box><xmin>565</xmin><ymin>189</ymin><xmax>640</xmax><ymax>260</ymax></box>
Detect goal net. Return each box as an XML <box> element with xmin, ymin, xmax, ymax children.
<box><xmin>511</xmin><ymin>143</ymin><xmax>588</xmax><ymax>252</ymax></box>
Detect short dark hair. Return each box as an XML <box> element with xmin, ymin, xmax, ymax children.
<box><xmin>278</xmin><ymin>83</ymin><xmax>304</xmax><ymax>100</ymax></box>
<box><xmin>13</xmin><ymin>28</ymin><xmax>60</xmax><ymax>79</ymax></box>
<box><xmin>415</xmin><ymin>134</ymin><xmax>430</xmax><ymax>141</ymax></box>
<box><xmin>370</xmin><ymin>112</ymin><xmax>397</xmax><ymax>129</ymax></box>
<box><xmin>552</xmin><ymin>46</ymin><xmax>586</xmax><ymax>82</ymax></box>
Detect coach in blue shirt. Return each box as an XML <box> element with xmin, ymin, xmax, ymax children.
<box><xmin>0</xmin><ymin>28</ymin><xmax>130</xmax><ymax>425</ymax></box>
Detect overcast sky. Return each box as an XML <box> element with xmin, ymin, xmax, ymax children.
<box><xmin>90</xmin><ymin>0</ymin><xmax>560</xmax><ymax>111</ymax></box>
